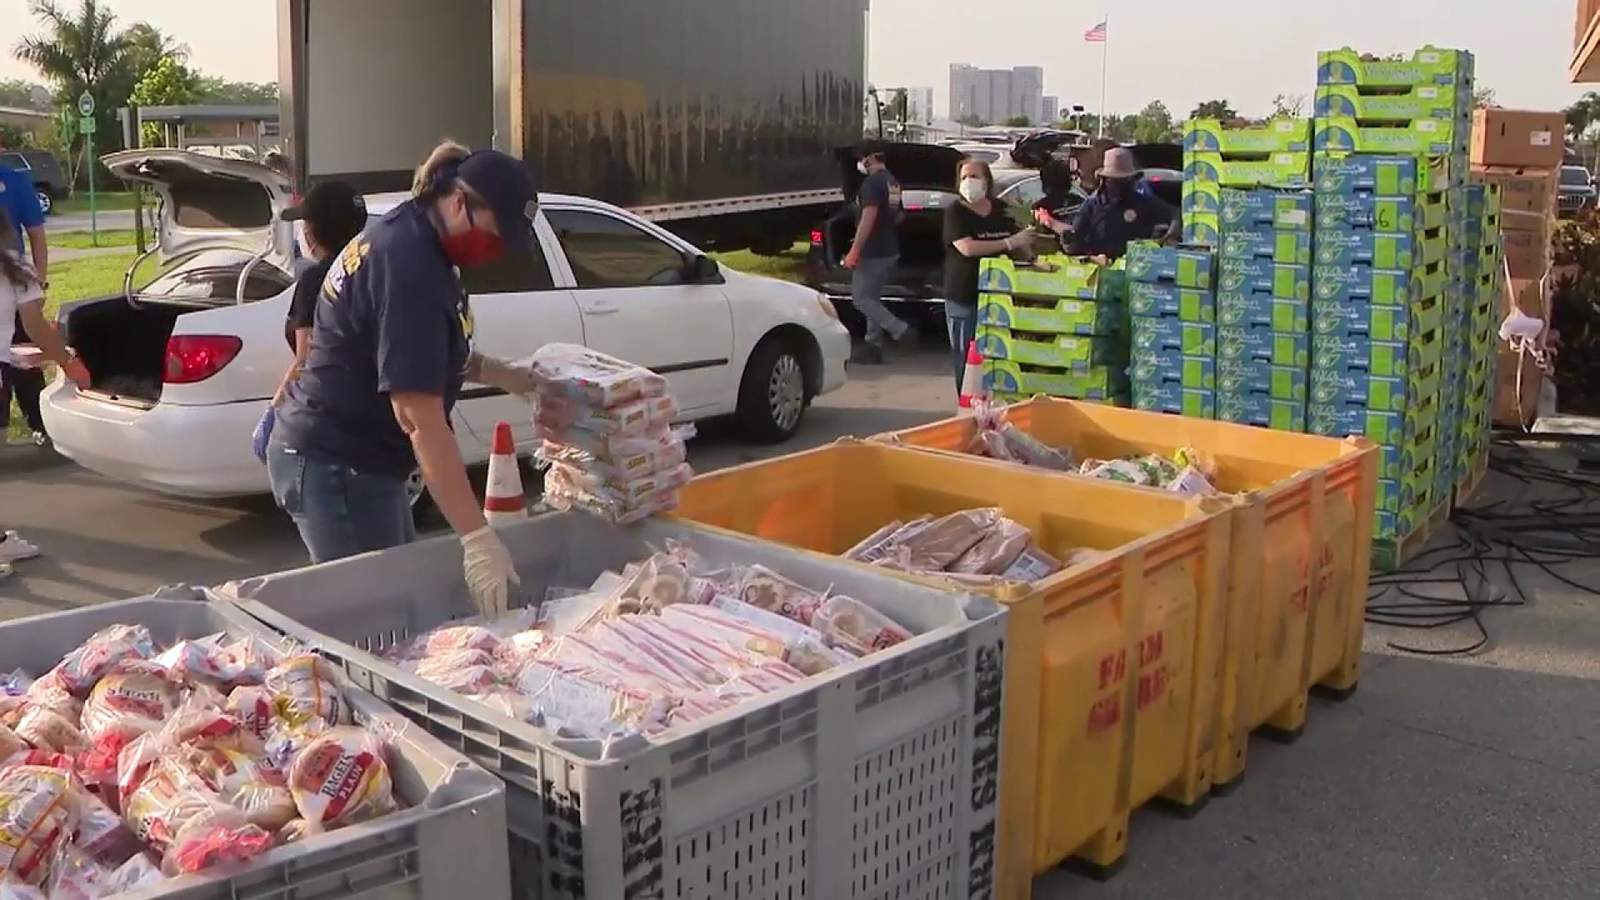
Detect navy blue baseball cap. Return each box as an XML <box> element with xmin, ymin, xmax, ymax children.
<box><xmin>457</xmin><ymin>150</ymin><xmax>539</xmax><ymax>251</ymax></box>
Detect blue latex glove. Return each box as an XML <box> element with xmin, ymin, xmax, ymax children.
<box><xmin>251</xmin><ymin>406</ymin><xmax>275</xmax><ymax>464</ymax></box>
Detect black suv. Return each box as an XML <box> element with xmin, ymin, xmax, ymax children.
<box><xmin>0</xmin><ymin>149</ymin><xmax>69</xmax><ymax>215</ymax></box>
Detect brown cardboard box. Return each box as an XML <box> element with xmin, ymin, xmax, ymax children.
<box><xmin>1471</xmin><ymin>108</ymin><xmax>1567</xmax><ymax>168</ymax></box>
<box><xmin>1472</xmin><ymin>165</ymin><xmax>1559</xmax><ymax>215</ymax></box>
<box><xmin>1493</xmin><ymin>346</ymin><xmax>1543</xmax><ymax>428</ymax></box>
<box><xmin>1502</xmin><ymin>224</ymin><xmax>1552</xmax><ymax>279</ymax></box>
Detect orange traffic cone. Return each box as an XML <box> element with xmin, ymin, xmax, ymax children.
<box><xmin>959</xmin><ymin>340</ymin><xmax>988</xmax><ymax>409</ymax></box>
<box><xmin>483</xmin><ymin>421</ymin><xmax>528</xmax><ymax>523</ymax></box>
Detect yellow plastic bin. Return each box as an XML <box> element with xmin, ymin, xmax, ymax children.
<box><xmin>673</xmin><ymin>440</ymin><xmax>1232</xmax><ymax>899</ymax></box>
<box><xmin>877</xmin><ymin>396</ymin><xmax>1380</xmax><ymax>791</ymax></box>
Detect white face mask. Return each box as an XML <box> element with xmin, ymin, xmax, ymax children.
<box><xmin>959</xmin><ymin>177</ymin><xmax>987</xmax><ymax>204</ymax></box>
<box><xmin>857</xmin><ymin>159</ymin><xmax>871</xmax><ymax>175</ymax></box>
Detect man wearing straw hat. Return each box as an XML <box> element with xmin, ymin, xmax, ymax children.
<box><xmin>1066</xmin><ymin>146</ymin><xmax>1175</xmax><ymax>261</ymax></box>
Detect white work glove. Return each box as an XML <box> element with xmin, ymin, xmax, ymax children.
<box><xmin>468</xmin><ymin>354</ymin><xmax>538</xmax><ymax>397</ymax></box>
<box><xmin>461</xmin><ymin>525</ymin><xmax>519</xmax><ymax>620</ymax></box>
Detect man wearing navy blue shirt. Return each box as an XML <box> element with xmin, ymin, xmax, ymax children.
<box><xmin>1068</xmin><ymin>148</ymin><xmax>1175</xmax><ymax>261</ymax></box>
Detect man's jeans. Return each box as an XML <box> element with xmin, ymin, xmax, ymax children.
<box><xmin>267</xmin><ymin>442</ymin><xmax>415</xmax><ymax>564</ymax></box>
<box><xmin>851</xmin><ymin>254</ymin><xmax>908</xmax><ymax>346</ymax></box>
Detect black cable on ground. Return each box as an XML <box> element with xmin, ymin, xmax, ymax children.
<box><xmin>1364</xmin><ymin>437</ymin><xmax>1600</xmax><ymax>656</ymax></box>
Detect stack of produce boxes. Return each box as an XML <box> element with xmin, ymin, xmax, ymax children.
<box><xmin>1311</xmin><ymin>46</ymin><xmax>1472</xmax><ymax>557</ymax></box>
<box><xmin>1217</xmin><ymin>189</ymin><xmax>1315</xmax><ymax>430</ymax></box>
<box><xmin>1455</xmin><ymin>183</ymin><xmax>1502</xmax><ymax>498</ymax></box>
<box><xmin>976</xmin><ymin>255</ymin><xmax>1130</xmax><ymax>404</ymax></box>
<box><xmin>1183</xmin><ymin>117</ymin><xmax>1313</xmax><ymax>245</ymax></box>
<box><xmin>1126</xmin><ymin>241</ymin><xmax>1218</xmax><ymax>417</ymax></box>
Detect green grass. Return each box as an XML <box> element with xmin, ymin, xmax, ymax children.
<box><xmin>51</xmin><ymin>191</ymin><xmax>140</xmax><ymax>215</ymax></box>
<box><xmin>7</xmin><ymin>250</ymin><xmax>145</xmax><ymax>441</ymax></box>
<box><xmin>48</xmin><ymin>229</ymin><xmax>138</xmax><ymax>250</ymax></box>
<box><xmin>710</xmin><ymin>241</ymin><xmax>812</xmax><ymax>285</ymax></box>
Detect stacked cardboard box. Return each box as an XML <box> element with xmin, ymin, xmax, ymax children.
<box><xmin>1468</xmin><ymin>108</ymin><xmax>1563</xmax><ymax>427</ymax></box>
<box><xmin>1216</xmin><ymin>189</ymin><xmax>1314</xmax><ymax>430</ymax></box>
<box><xmin>976</xmin><ymin>255</ymin><xmax>1130</xmax><ymax>404</ymax></box>
<box><xmin>1452</xmin><ymin>183</ymin><xmax>1502</xmax><ymax>497</ymax></box>
<box><xmin>1182</xmin><ymin>117</ymin><xmax>1313</xmax><ymax>244</ymax></box>
<box><xmin>1126</xmin><ymin>242</ymin><xmax>1218</xmax><ymax>417</ymax></box>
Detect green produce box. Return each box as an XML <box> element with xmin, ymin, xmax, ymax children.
<box><xmin>1375</xmin><ymin>470</ymin><xmax>1434</xmax><ymax>515</ymax></box>
<box><xmin>1317</xmin><ymin>46</ymin><xmax>1474</xmax><ymax>87</ymax></box>
<box><xmin>986</xmin><ymin>361</ymin><xmax>1129</xmax><ymax>401</ymax></box>
<box><xmin>1127</xmin><ymin>282</ymin><xmax>1216</xmax><ymax>322</ymax></box>
<box><xmin>975</xmin><ymin>325</ymin><xmax>1127</xmax><ymax>369</ymax></box>
<box><xmin>977</xmin><ymin>293</ymin><xmax>1127</xmax><ymax>336</ymax></box>
<box><xmin>1313</xmin><ymin>84</ymin><xmax>1465</xmax><ymax>121</ymax></box>
<box><xmin>1125</xmin><ymin>241</ymin><xmax>1216</xmax><ymax>288</ymax></box>
<box><xmin>1309</xmin><ymin>394</ymin><xmax>1439</xmax><ymax>447</ymax></box>
<box><xmin>1314</xmin><ymin>116</ymin><xmax>1466</xmax><ymax>157</ymax></box>
<box><xmin>1183</xmin><ymin>179</ymin><xmax>1222</xmax><ymax>213</ymax></box>
<box><xmin>1184</xmin><ymin>212</ymin><xmax>1221</xmax><ymax>245</ymax></box>
<box><xmin>1185</xmin><ymin>152</ymin><xmax>1312</xmax><ymax>188</ymax></box>
<box><xmin>1315</xmin><ymin>150</ymin><xmax>1459</xmax><ymax>193</ymax></box>
<box><xmin>978</xmin><ymin>255</ymin><xmax>1127</xmax><ymax>300</ymax></box>
<box><xmin>1183</xmin><ymin>117</ymin><xmax>1312</xmax><ymax>154</ymax></box>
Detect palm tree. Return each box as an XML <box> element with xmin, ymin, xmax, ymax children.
<box><xmin>13</xmin><ymin>0</ymin><xmax>134</xmax><ymax>105</ymax></box>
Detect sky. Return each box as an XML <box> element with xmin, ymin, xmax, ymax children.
<box><xmin>0</xmin><ymin>0</ymin><xmax>1592</xmax><ymax>118</ymax></box>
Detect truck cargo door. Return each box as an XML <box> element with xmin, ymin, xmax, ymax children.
<box><xmin>544</xmin><ymin>209</ymin><xmax>735</xmax><ymax>415</ymax></box>
<box><xmin>458</xmin><ymin>225</ymin><xmax>584</xmax><ymax>454</ymax></box>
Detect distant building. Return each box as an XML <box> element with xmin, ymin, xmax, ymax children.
<box><xmin>1042</xmin><ymin>96</ymin><xmax>1060</xmax><ymax>124</ymax></box>
<box><xmin>906</xmin><ymin>87</ymin><xmax>935</xmax><ymax>125</ymax></box>
<box><xmin>0</xmin><ymin>107</ymin><xmax>52</xmax><ymax>145</ymax></box>
<box><xmin>949</xmin><ymin>64</ymin><xmax>1045</xmax><ymax>124</ymax></box>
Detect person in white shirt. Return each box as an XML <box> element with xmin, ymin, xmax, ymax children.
<box><xmin>0</xmin><ymin>245</ymin><xmax>90</xmax><ymax>579</ymax></box>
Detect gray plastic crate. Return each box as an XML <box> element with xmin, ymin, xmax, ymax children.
<box><xmin>0</xmin><ymin>587</ymin><xmax>510</xmax><ymax>900</ymax></box>
<box><xmin>215</xmin><ymin>513</ymin><xmax>1008</xmax><ymax>900</ymax></box>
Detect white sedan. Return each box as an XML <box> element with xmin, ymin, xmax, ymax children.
<box><xmin>42</xmin><ymin>150</ymin><xmax>850</xmax><ymax>498</ymax></box>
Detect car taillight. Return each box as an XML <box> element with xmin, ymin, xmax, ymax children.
<box><xmin>810</xmin><ymin>229</ymin><xmax>824</xmax><ymax>245</ymax></box>
<box><xmin>164</xmin><ymin>335</ymin><xmax>242</xmax><ymax>384</ymax></box>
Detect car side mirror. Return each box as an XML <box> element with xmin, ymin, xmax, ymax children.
<box><xmin>686</xmin><ymin>254</ymin><xmax>720</xmax><ymax>282</ymax></box>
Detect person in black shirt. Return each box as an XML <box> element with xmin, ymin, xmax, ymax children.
<box><xmin>942</xmin><ymin>158</ymin><xmax>1035</xmax><ymax>392</ymax></box>
<box><xmin>1067</xmin><ymin>148</ymin><xmax>1175</xmax><ymax>261</ymax></box>
<box><xmin>264</xmin><ymin>181</ymin><xmax>369</xmax><ymax>417</ymax></box>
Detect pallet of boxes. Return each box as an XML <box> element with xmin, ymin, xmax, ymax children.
<box><xmin>1184</xmin><ymin>117</ymin><xmax>1315</xmax><ymax>430</ymax></box>
<box><xmin>1126</xmin><ymin>241</ymin><xmax>1218</xmax><ymax>417</ymax></box>
<box><xmin>976</xmin><ymin>256</ymin><xmax>1131</xmax><ymax>405</ymax></box>
<box><xmin>1310</xmin><ymin>46</ymin><xmax>1471</xmax><ymax>570</ymax></box>
<box><xmin>1470</xmin><ymin>107</ymin><xmax>1564</xmax><ymax>431</ymax></box>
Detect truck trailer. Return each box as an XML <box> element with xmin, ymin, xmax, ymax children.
<box><xmin>276</xmin><ymin>0</ymin><xmax>869</xmax><ymax>253</ymax></box>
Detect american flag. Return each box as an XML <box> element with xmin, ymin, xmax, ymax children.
<box><xmin>1084</xmin><ymin>20</ymin><xmax>1107</xmax><ymax>42</ymax></box>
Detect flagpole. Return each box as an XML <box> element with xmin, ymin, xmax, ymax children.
<box><xmin>1098</xmin><ymin>13</ymin><xmax>1109</xmax><ymax>138</ymax></box>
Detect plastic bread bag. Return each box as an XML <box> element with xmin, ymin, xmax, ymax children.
<box><xmin>736</xmin><ymin>566</ymin><xmax>823</xmax><ymax>625</ymax></box>
<box><xmin>537</xmin><ymin>431</ymin><xmax>688</xmax><ymax>481</ymax></box>
<box><xmin>543</xmin><ymin>473</ymin><xmax>680</xmax><ymax>525</ymax></box>
<box><xmin>999</xmin><ymin>544</ymin><xmax>1066</xmax><ymax>582</ymax></box>
<box><xmin>1166</xmin><ymin>466</ymin><xmax>1219</xmax><ymax>497</ymax></box>
<box><xmin>889</xmin><ymin>508</ymin><xmax>1000</xmax><ymax>573</ymax></box>
<box><xmin>843</xmin><ymin>518</ymin><xmax>917</xmax><ymax>564</ymax></box>
<box><xmin>0</xmin><ymin>724</ymin><xmax>25</xmax><ymax>762</ymax></box>
<box><xmin>17</xmin><ymin>676</ymin><xmax>82</xmax><ymax>726</ymax></box>
<box><xmin>1172</xmin><ymin>446</ymin><xmax>1219</xmax><ymax>481</ymax></box>
<box><xmin>0</xmin><ymin>765</ymin><xmax>80</xmax><ymax>885</ymax></box>
<box><xmin>78</xmin><ymin>660</ymin><xmax>182</xmax><ymax>784</ymax></box>
<box><xmin>0</xmin><ymin>671</ymin><xmax>33</xmax><ymax>721</ymax></box>
<box><xmin>514</xmin><ymin>662</ymin><xmax>663</xmax><ymax>740</ymax></box>
<box><xmin>536</xmin><ymin>421</ymin><xmax>688</xmax><ymax>464</ymax></box>
<box><xmin>222</xmin><ymin>779</ymin><xmax>299</xmax><ymax>832</ymax></box>
<box><xmin>999</xmin><ymin>424</ymin><xmax>1073</xmax><ymax>470</ymax></box>
<box><xmin>582</xmin><ymin>626</ymin><xmax>709</xmax><ymax>695</ymax></box>
<box><xmin>416</xmin><ymin>625</ymin><xmax>502</xmax><ymax>657</ymax></box>
<box><xmin>608</xmin><ymin>552</ymin><xmax>719</xmax><ymax>614</ymax></box>
<box><xmin>539</xmin><ymin>634</ymin><xmax>685</xmax><ymax>699</ymax></box>
<box><xmin>973</xmin><ymin>428</ymin><xmax>1017</xmax><ymax>463</ymax></box>
<box><xmin>670</xmin><ymin>599</ymin><xmax>851</xmax><ymax>676</ymax></box>
<box><xmin>37</xmin><ymin>847</ymin><xmax>109</xmax><ymax>900</ymax></box>
<box><xmin>154</xmin><ymin>633</ymin><xmax>240</xmax><ymax>688</ymax></box>
<box><xmin>287</xmin><ymin>725</ymin><xmax>397</xmax><ymax>831</ymax></box>
<box><xmin>101</xmin><ymin>853</ymin><xmax>162</xmax><ymax>895</ymax></box>
<box><xmin>948</xmin><ymin>516</ymin><xmax>1033</xmax><ymax>576</ymax></box>
<box><xmin>812</xmin><ymin>595</ymin><xmax>913</xmax><ymax>656</ymax></box>
<box><xmin>544</xmin><ymin>461</ymin><xmax>693</xmax><ymax>507</ymax></box>
<box><xmin>71</xmin><ymin>789</ymin><xmax>141</xmax><ymax>869</ymax></box>
<box><xmin>226</xmin><ymin>685</ymin><xmax>281</xmax><ymax>743</ymax></box>
<box><xmin>162</xmin><ymin>793</ymin><xmax>274</xmax><ymax>875</ymax></box>
<box><xmin>1079</xmin><ymin>458</ymin><xmax>1151</xmax><ymax>486</ymax></box>
<box><xmin>12</xmin><ymin>704</ymin><xmax>85</xmax><ymax>755</ymax></box>
<box><xmin>639</xmin><ymin>616</ymin><xmax>778</xmax><ymax>682</ymax></box>
<box><xmin>51</xmin><ymin>624</ymin><xmax>156</xmax><ymax>696</ymax></box>
<box><xmin>523</xmin><ymin>343</ymin><xmax>667</xmax><ymax>407</ymax></box>
<box><xmin>411</xmin><ymin>650</ymin><xmax>502</xmax><ymax>694</ymax></box>
<box><xmin>601</xmin><ymin>617</ymin><xmax>728</xmax><ymax>689</ymax></box>
<box><xmin>264</xmin><ymin>654</ymin><xmax>349</xmax><ymax>728</ymax></box>
<box><xmin>536</xmin><ymin>392</ymin><xmax>678</xmax><ymax>437</ymax></box>
<box><xmin>535</xmin><ymin>589</ymin><xmax>613</xmax><ymax>637</ymax></box>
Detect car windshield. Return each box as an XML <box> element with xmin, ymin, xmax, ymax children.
<box><xmin>1562</xmin><ymin>168</ymin><xmax>1590</xmax><ymax>186</ymax></box>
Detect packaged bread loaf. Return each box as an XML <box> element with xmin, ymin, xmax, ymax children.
<box><xmin>0</xmin><ymin>765</ymin><xmax>79</xmax><ymax>886</ymax></box>
<box><xmin>287</xmin><ymin>726</ymin><xmax>395</xmax><ymax>830</ymax></box>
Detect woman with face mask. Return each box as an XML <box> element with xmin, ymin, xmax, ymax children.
<box><xmin>268</xmin><ymin>141</ymin><xmax>540</xmax><ymax>619</ymax></box>
<box><xmin>941</xmin><ymin>158</ymin><xmax>1035</xmax><ymax>393</ymax></box>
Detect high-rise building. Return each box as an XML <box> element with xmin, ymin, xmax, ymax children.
<box><xmin>907</xmin><ymin>87</ymin><xmax>935</xmax><ymax>125</ymax></box>
<box><xmin>949</xmin><ymin>63</ymin><xmax>1046</xmax><ymax>124</ymax></box>
<box><xmin>1042</xmin><ymin>96</ymin><xmax>1060</xmax><ymax>124</ymax></box>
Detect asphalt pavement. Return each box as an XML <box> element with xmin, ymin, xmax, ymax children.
<box><xmin>1</xmin><ymin>343</ymin><xmax>1596</xmax><ymax>898</ymax></box>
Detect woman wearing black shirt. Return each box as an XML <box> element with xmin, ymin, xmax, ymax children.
<box><xmin>942</xmin><ymin>159</ymin><xmax>1034</xmax><ymax>392</ymax></box>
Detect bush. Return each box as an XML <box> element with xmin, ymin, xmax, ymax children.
<box><xmin>1549</xmin><ymin>209</ymin><xmax>1600</xmax><ymax>413</ymax></box>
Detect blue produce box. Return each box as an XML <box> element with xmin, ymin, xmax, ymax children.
<box><xmin>1125</xmin><ymin>242</ymin><xmax>1216</xmax><ymax>289</ymax></box>
<box><xmin>1218</xmin><ymin>258</ymin><xmax>1311</xmax><ymax>299</ymax></box>
<box><xmin>1220</xmin><ymin>189</ymin><xmax>1314</xmax><ymax>231</ymax></box>
<box><xmin>1313</xmin><ymin>332</ymin><xmax>1442</xmax><ymax>378</ymax></box>
<box><xmin>1314</xmin><ymin>230</ymin><xmax>1417</xmax><ymax>269</ymax></box>
<box><xmin>1308</xmin><ymin>396</ymin><xmax>1438</xmax><ymax>446</ymax></box>
<box><xmin>1312</xmin><ymin>263</ymin><xmax>1415</xmax><ymax>306</ymax></box>
<box><xmin>1312</xmin><ymin>154</ymin><xmax>1419</xmax><ymax>196</ymax></box>
<box><xmin>1375</xmin><ymin>438</ymin><xmax>1438</xmax><ymax>482</ymax></box>
<box><xmin>1217</xmin><ymin>291</ymin><xmax>1310</xmax><ymax>331</ymax></box>
<box><xmin>1217</xmin><ymin>325</ymin><xmax>1311</xmax><ymax>367</ymax></box>
<box><xmin>1216</xmin><ymin>392</ymin><xmax>1307</xmax><ymax>432</ymax></box>
<box><xmin>1219</xmin><ymin>228</ymin><xmax>1314</xmax><ymax>265</ymax></box>
<box><xmin>1130</xmin><ymin>353</ymin><xmax>1217</xmax><ymax>389</ymax></box>
<box><xmin>1217</xmin><ymin>358</ymin><xmax>1309</xmax><ymax>401</ymax></box>
<box><xmin>1132</xmin><ymin>318</ymin><xmax>1216</xmax><ymax>356</ymax></box>
<box><xmin>1128</xmin><ymin>282</ymin><xmax>1216</xmax><ymax>322</ymax></box>
<box><xmin>1312</xmin><ymin>295</ymin><xmax>1442</xmax><ymax>341</ymax></box>
<box><xmin>1309</xmin><ymin>365</ymin><xmax>1439</xmax><ymax>411</ymax></box>
<box><xmin>1132</xmin><ymin>381</ymin><xmax>1216</xmax><ymax>418</ymax></box>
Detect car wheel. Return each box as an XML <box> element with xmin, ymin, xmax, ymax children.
<box><xmin>737</xmin><ymin>338</ymin><xmax>809</xmax><ymax>443</ymax></box>
<box><xmin>35</xmin><ymin>190</ymin><xmax>52</xmax><ymax>216</ymax></box>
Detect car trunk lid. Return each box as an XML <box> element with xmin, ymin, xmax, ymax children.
<box><xmin>102</xmin><ymin>149</ymin><xmax>295</xmax><ymax>269</ymax></box>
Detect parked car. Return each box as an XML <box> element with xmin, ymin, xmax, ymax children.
<box><xmin>806</xmin><ymin>143</ymin><xmax>1086</xmax><ymax>313</ymax></box>
<box><xmin>41</xmin><ymin>149</ymin><xmax>850</xmax><ymax>498</ymax></box>
<box><xmin>1558</xmin><ymin>164</ymin><xmax>1596</xmax><ymax>217</ymax></box>
<box><xmin>0</xmin><ymin>149</ymin><xmax>69</xmax><ymax>215</ymax></box>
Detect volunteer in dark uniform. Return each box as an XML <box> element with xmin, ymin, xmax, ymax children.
<box><xmin>843</xmin><ymin>140</ymin><xmax>913</xmax><ymax>365</ymax></box>
<box><xmin>1067</xmin><ymin>147</ymin><xmax>1175</xmax><ymax>261</ymax></box>
<box><xmin>1031</xmin><ymin>158</ymin><xmax>1079</xmax><ymax>247</ymax></box>
<box><xmin>942</xmin><ymin>158</ymin><xmax>1035</xmax><ymax>392</ymax></box>
<box><xmin>252</xmin><ymin>180</ymin><xmax>368</xmax><ymax>462</ymax></box>
<box><xmin>269</xmin><ymin>143</ymin><xmax>539</xmax><ymax>617</ymax></box>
